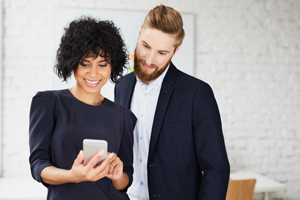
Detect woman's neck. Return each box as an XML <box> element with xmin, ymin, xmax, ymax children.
<box><xmin>69</xmin><ymin>86</ymin><xmax>104</xmax><ymax>106</ymax></box>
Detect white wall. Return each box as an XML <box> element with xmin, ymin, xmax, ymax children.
<box><xmin>1</xmin><ymin>0</ymin><xmax>299</xmax><ymax>199</ymax></box>
<box><xmin>0</xmin><ymin>0</ymin><xmax>3</xmax><ymax>178</ymax></box>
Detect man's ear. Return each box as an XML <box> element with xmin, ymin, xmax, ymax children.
<box><xmin>139</xmin><ymin>25</ymin><xmax>143</xmax><ymax>36</ymax></box>
<box><xmin>174</xmin><ymin>44</ymin><xmax>182</xmax><ymax>53</ymax></box>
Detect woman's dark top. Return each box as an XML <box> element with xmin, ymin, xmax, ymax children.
<box><xmin>29</xmin><ymin>89</ymin><xmax>136</xmax><ymax>200</ymax></box>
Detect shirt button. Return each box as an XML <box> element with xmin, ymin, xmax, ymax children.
<box><xmin>139</xmin><ymin>136</ymin><xmax>143</xmax><ymax>140</ymax></box>
<box><xmin>141</xmin><ymin>114</ymin><xmax>144</xmax><ymax>117</ymax></box>
<box><xmin>140</xmin><ymin>181</ymin><xmax>144</xmax><ymax>185</ymax></box>
<box><xmin>139</xmin><ymin>158</ymin><xmax>142</xmax><ymax>163</ymax></box>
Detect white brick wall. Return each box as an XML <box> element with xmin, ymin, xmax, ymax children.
<box><xmin>1</xmin><ymin>0</ymin><xmax>299</xmax><ymax>199</ymax></box>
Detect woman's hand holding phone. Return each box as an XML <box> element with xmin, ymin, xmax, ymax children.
<box><xmin>67</xmin><ymin>150</ymin><xmax>128</xmax><ymax>190</ymax></box>
<box><xmin>67</xmin><ymin>137</ymin><xmax>126</xmax><ymax>186</ymax></box>
<box><xmin>69</xmin><ymin>150</ymin><xmax>113</xmax><ymax>183</ymax></box>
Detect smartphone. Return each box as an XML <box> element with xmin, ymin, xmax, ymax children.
<box><xmin>83</xmin><ymin>139</ymin><xmax>107</xmax><ymax>166</ymax></box>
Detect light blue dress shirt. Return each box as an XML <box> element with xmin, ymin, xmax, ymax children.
<box><xmin>128</xmin><ymin>66</ymin><xmax>169</xmax><ymax>200</ymax></box>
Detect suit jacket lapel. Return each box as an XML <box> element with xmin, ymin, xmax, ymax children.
<box><xmin>122</xmin><ymin>72</ymin><xmax>136</xmax><ymax>109</ymax></box>
<box><xmin>148</xmin><ymin>63</ymin><xmax>178</xmax><ymax>158</ymax></box>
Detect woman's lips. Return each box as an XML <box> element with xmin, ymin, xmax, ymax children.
<box><xmin>84</xmin><ymin>78</ymin><xmax>101</xmax><ymax>87</ymax></box>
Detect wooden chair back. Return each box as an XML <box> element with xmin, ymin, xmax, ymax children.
<box><xmin>225</xmin><ymin>178</ymin><xmax>256</xmax><ymax>200</ymax></box>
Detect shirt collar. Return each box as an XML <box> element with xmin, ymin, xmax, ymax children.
<box><xmin>136</xmin><ymin>64</ymin><xmax>170</xmax><ymax>92</ymax></box>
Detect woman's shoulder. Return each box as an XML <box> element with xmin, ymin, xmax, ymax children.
<box><xmin>33</xmin><ymin>89</ymin><xmax>69</xmax><ymax>99</ymax></box>
<box><xmin>105</xmin><ymin>99</ymin><xmax>136</xmax><ymax>118</ymax></box>
<box><xmin>105</xmin><ymin>100</ymin><xmax>137</xmax><ymax>129</ymax></box>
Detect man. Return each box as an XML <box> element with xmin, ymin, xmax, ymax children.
<box><xmin>115</xmin><ymin>4</ymin><xmax>230</xmax><ymax>200</ymax></box>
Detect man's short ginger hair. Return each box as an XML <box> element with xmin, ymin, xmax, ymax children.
<box><xmin>142</xmin><ymin>4</ymin><xmax>185</xmax><ymax>49</ymax></box>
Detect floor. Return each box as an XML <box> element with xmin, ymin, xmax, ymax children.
<box><xmin>0</xmin><ymin>177</ymin><xmax>46</xmax><ymax>200</ymax></box>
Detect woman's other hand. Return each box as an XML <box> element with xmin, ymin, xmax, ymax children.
<box><xmin>105</xmin><ymin>152</ymin><xmax>129</xmax><ymax>190</ymax></box>
<box><xmin>106</xmin><ymin>152</ymin><xmax>124</xmax><ymax>180</ymax></box>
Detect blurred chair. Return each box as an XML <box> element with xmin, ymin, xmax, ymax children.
<box><xmin>226</xmin><ymin>178</ymin><xmax>256</xmax><ymax>200</ymax></box>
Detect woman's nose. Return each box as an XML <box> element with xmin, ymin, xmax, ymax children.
<box><xmin>89</xmin><ymin>66</ymin><xmax>98</xmax><ymax>77</ymax></box>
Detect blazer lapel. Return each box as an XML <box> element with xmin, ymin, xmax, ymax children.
<box><xmin>148</xmin><ymin>63</ymin><xmax>178</xmax><ymax>158</ymax></box>
<box><xmin>122</xmin><ymin>73</ymin><xmax>136</xmax><ymax>109</ymax></box>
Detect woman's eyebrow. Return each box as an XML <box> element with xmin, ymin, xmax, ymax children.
<box><xmin>80</xmin><ymin>58</ymin><xmax>90</xmax><ymax>62</ymax></box>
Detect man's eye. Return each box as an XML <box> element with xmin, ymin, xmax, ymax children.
<box><xmin>159</xmin><ymin>52</ymin><xmax>166</xmax><ymax>55</ymax></box>
<box><xmin>99</xmin><ymin>64</ymin><xmax>108</xmax><ymax>67</ymax></box>
<box><xmin>143</xmin><ymin>44</ymin><xmax>149</xmax><ymax>48</ymax></box>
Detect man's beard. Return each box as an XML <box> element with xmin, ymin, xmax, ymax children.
<box><xmin>134</xmin><ymin>48</ymin><xmax>171</xmax><ymax>84</ymax></box>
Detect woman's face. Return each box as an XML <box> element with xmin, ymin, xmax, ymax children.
<box><xmin>74</xmin><ymin>55</ymin><xmax>111</xmax><ymax>96</ymax></box>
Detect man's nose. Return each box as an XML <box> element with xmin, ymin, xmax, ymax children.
<box><xmin>145</xmin><ymin>52</ymin><xmax>155</xmax><ymax>66</ymax></box>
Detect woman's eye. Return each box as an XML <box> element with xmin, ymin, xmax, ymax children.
<box><xmin>79</xmin><ymin>62</ymin><xmax>89</xmax><ymax>67</ymax></box>
<box><xmin>143</xmin><ymin>44</ymin><xmax>149</xmax><ymax>48</ymax></box>
<box><xmin>99</xmin><ymin>64</ymin><xmax>108</xmax><ymax>67</ymax></box>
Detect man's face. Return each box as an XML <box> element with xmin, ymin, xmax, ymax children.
<box><xmin>134</xmin><ymin>28</ymin><xmax>178</xmax><ymax>85</ymax></box>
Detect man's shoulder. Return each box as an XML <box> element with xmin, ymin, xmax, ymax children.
<box><xmin>115</xmin><ymin>72</ymin><xmax>136</xmax><ymax>92</ymax></box>
<box><xmin>168</xmin><ymin>62</ymin><xmax>207</xmax><ymax>86</ymax></box>
<box><xmin>175</xmin><ymin>69</ymin><xmax>210</xmax><ymax>89</ymax></box>
<box><xmin>118</xmin><ymin>72</ymin><xmax>135</xmax><ymax>83</ymax></box>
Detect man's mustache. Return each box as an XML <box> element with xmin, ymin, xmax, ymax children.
<box><xmin>136</xmin><ymin>59</ymin><xmax>159</xmax><ymax>70</ymax></box>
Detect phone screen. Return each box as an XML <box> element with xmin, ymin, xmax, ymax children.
<box><xmin>83</xmin><ymin>139</ymin><xmax>107</xmax><ymax>165</ymax></box>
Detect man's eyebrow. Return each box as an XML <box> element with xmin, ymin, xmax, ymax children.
<box><xmin>142</xmin><ymin>40</ymin><xmax>150</xmax><ymax>47</ymax></box>
<box><xmin>142</xmin><ymin>40</ymin><xmax>171</xmax><ymax>53</ymax></box>
<box><xmin>159</xmin><ymin>49</ymin><xmax>170</xmax><ymax>53</ymax></box>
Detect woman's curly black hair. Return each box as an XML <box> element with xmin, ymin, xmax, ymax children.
<box><xmin>54</xmin><ymin>16</ymin><xmax>128</xmax><ymax>83</ymax></box>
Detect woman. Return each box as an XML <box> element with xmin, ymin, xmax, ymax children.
<box><xmin>29</xmin><ymin>17</ymin><xmax>136</xmax><ymax>200</ymax></box>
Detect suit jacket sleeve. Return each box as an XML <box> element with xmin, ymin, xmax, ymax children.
<box><xmin>193</xmin><ymin>84</ymin><xmax>230</xmax><ymax>200</ymax></box>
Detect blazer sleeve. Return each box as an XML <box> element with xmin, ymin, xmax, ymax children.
<box><xmin>118</xmin><ymin>108</ymin><xmax>136</xmax><ymax>192</ymax></box>
<box><xmin>193</xmin><ymin>84</ymin><xmax>230</xmax><ymax>200</ymax></box>
<box><xmin>29</xmin><ymin>92</ymin><xmax>56</xmax><ymax>185</ymax></box>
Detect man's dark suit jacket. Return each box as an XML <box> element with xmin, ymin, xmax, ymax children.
<box><xmin>115</xmin><ymin>62</ymin><xmax>230</xmax><ymax>200</ymax></box>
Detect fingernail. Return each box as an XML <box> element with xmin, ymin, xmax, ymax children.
<box><xmin>98</xmin><ymin>151</ymin><xmax>104</xmax><ymax>156</ymax></box>
<box><xmin>109</xmin><ymin>153</ymin><xmax>113</xmax><ymax>158</ymax></box>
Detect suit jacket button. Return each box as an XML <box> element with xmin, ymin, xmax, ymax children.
<box><xmin>153</xmin><ymin>194</ymin><xmax>160</xmax><ymax>198</ymax></box>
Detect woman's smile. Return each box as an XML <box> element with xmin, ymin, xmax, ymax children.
<box><xmin>84</xmin><ymin>78</ymin><xmax>101</xmax><ymax>87</ymax></box>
